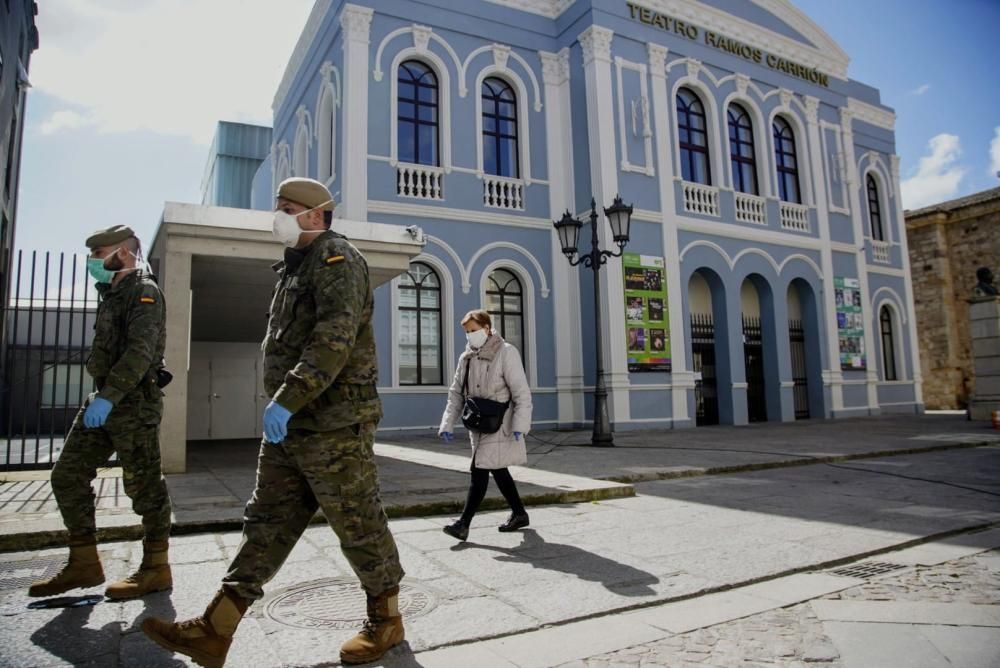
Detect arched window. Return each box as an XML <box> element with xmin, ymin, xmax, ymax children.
<box><xmin>397</xmin><ymin>60</ymin><xmax>439</xmax><ymax>166</ymax></box>
<box><xmin>677</xmin><ymin>87</ymin><xmax>712</xmax><ymax>185</ymax></box>
<box><xmin>398</xmin><ymin>262</ymin><xmax>443</xmax><ymax>385</ymax></box>
<box><xmin>293</xmin><ymin>124</ymin><xmax>309</xmax><ymax>177</ymax></box>
<box><xmin>317</xmin><ymin>87</ymin><xmax>336</xmax><ymax>183</ymax></box>
<box><xmin>879</xmin><ymin>305</ymin><xmax>898</xmax><ymax>381</ymax></box>
<box><xmin>482</xmin><ymin>77</ymin><xmax>519</xmax><ymax>178</ymax></box>
<box><xmin>867</xmin><ymin>174</ymin><xmax>884</xmax><ymax>241</ymax></box>
<box><xmin>486</xmin><ymin>268</ymin><xmax>526</xmax><ymax>365</ymax></box>
<box><xmin>728</xmin><ymin>103</ymin><xmax>757</xmax><ymax>195</ymax></box>
<box><xmin>773</xmin><ymin>117</ymin><xmax>801</xmax><ymax>203</ymax></box>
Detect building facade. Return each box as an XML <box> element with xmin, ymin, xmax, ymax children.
<box><xmin>245</xmin><ymin>0</ymin><xmax>922</xmax><ymax>432</ymax></box>
<box><xmin>0</xmin><ymin>1</ymin><xmax>38</xmax><ymax>339</ymax></box>
<box><xmin>905</xmin><ymin>187</ymin><xmax>1000</xmax><ymax>410</ymax></box>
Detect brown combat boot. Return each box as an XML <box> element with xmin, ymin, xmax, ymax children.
<box><xmin>28</xmin><ymin>536</ymin><xmax>105</xmax><ymax>597</ymax></box>
<box><xmin>142</xmin><ymin>586</ymin><xmax>249</xmax><ymax>668</ymax></box>
<box><xmin>340</xmin><ymin>585</ymin><xmax>405</xmax><ymax>665</ymax></box>
<box><xmin>105</xmin><ymin>539</ymin><xmax>172</xmax><ymax>600</ymax></box>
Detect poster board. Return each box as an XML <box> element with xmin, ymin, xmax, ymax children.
<box><xmin>623</xmin><ymin>252</ymin><xmax>671</xmax><ymax>372</ymax></box>
<box><xmin>834</xmin><ymin>276</ymin><xmax>866</xmax><ymax>370</ymax></box>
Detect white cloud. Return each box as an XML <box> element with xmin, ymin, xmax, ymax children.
<box><xmin>909</xmin><ymin>83</ymin><xmax>931</xmax><ymax>96</ymax></box>
<box><xmin>39</xmin><ymin>110</ymin><xmax>93</xmax><ymax>135</ymax></box>
<box><xmin>901</xmin><ymin>133</ymin><xmax>966</xmax><ymax>209</ymax></box>
<box><xmin>990</xmin><ymin>127</ymin><xmax>1000</xmax><ymax>176</ymax></box>
<box><xmin>31</xmin><ymin>0</ymin><xmax>313</xmax><ymax>145</ymax></box>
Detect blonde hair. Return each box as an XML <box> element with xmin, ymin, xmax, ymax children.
<box><xmin>461</xmin><ymin>309</ymin><xmax>492</xmax><ymax>330</ymax></box>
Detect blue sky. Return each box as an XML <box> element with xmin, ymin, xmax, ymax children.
<box><xmin>13</xmin><ymin>0</ymin><xmax>1000</xmax><ymax>261</ymax></box>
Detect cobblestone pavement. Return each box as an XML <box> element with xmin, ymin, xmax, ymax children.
<box><xmin>569</xmin><ymin>550</ymin><xmax>1000</xmax><ymax>668</ymax></box>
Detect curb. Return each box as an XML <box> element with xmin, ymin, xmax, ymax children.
<box><xmin>0</xmin><ymin>481</ymin><xmax>634</xmax><ymax>553</ymax></box>
<box><xmin>601</xmin><ymin>440</ymin><xmax>999</xmax><ymax>484</ymax></box>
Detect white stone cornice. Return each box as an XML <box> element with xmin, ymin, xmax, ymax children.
<box><xmin>847</xmin><ymin>98</ymin><xmax>896</xmax><ymax>131</ymax></box>
<box><xmin>273</xmin><ymin>0</ymin><xmax>334</xmax><ymax>113</ymax></box>
<box><xmin>751</xmin><ymin>0</ymin><xmax>849</xmax><ymax>66</ymax></box>
<box><xmin>483</xmin><ymin>0</ymin><xmax>576</xmax><ymax>18</ymax></box>
<box><xmin>539</xmin><ymin>48</ymin><xmax>570</xmax><ymax>86</ymax></box>
<box><xmin>628</xmin><ymin>0</ymin><xmax>848</xmax><ymax>80</ymax></box>
<box><xmin>647</xmin><ymin>43</ymin><xmax>668</xmax><ymax>76</ymax></box>
<box><xmin>340</xmin><ymin>3</ymin><xmax>374</xmax><ymax>43</ymax></box>
<box><xmin>578</xmin><ymin>26</ymin><xmax>613</xmax><ymax>66</ymax></box>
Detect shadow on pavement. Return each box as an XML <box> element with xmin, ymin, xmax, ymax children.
<box><xmin>454</xmin><ymin>528</ymin><xmax>659</xmax><ymax>595</ymax></box>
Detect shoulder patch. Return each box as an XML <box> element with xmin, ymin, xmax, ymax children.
<box><xmin>325</xmin><ymin>255</ymin><xmax>345</xmax><ymax>265</ymax></box>
<box><xmin>139</xmin><ymin>296</ymin><xmax>156</xmax><ymax>304</ymax></box>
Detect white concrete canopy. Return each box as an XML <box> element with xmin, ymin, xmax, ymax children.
<box><xmin>148</xmin><ymin>202</ymin><xmax>424</xmax><ymax>472</ymax></box>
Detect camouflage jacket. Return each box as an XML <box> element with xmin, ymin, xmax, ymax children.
<box><xmin>88</xmin><ymin>270</ymin><xmax>166</xmax><ymax>418</ymax></box>
<box><xmin>264</xmin><ymin>230</ymin><xmax>382</xmax><ymax>431</ymax></box>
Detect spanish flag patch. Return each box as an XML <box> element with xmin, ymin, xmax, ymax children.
<box><xmin>140</xmin><ymin>296</ymin><xmax>156</xmax><ymax>304</ymax></box>
<box><xmin>325</xmin><ymin>255</ymin><xmax>345</xmax><ymax>265</ymax></box>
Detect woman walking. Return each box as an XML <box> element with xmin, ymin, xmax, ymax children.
<box><xmin>439</xmin><ymin>309</ymin><xmax>533</xmax><ymax>540</ymax></box>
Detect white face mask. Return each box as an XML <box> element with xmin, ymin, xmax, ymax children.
<box><xmin>272</xmin><ymin>200</ymin><xmax>331</xmax><ymax>247</ymax></box>
<box><xmin>466</xmin><ymin>329</ymin><xmax>489</xmax><ymax>349</ymax></box>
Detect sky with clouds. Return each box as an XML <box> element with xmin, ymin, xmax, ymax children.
<box><xmin>13</xmin><ymin>0</ymin><xmax>1000</xmax><ymax>259</ymax></box>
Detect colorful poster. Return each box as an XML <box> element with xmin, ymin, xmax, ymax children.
<box><xmin>623</xmin><ymin>253</ymin><xmax>671</xmax><ymax>372</ymax></box>
<box><xmin>834</xmin><ymin>276</ymin><xmax>866</xmax><ymax>370</ymax></box>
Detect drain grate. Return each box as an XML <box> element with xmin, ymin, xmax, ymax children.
<box><xmin>830</xmin><ymin>561</ymin><xmax>908</xmax><ymax>579</ymax></box>
<box><xmin>0</xmin><ymin>556</ymin><xmax>66</xmax><ymax>590</ymax></box>
<box><xmin>262</xmin><ymin>577</ymin><xmax>437</xmax><ymax>631</ymax></box>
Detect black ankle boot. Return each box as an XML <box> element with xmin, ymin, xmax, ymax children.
<box><xmin>498</xmin><ymin>513</ymin><xmax>529</xmax><ymax>532</ymax></box>
<box><xmin>442</xmin><ymin>521</ymin><xmax>469</xmax><ymax>541</ymax></box>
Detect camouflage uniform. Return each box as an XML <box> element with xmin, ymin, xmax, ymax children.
<box><xmin>223</xmin><ymin>230</ymin><xmax>403</xmax><ymax>600</ymax></box>
<box><xmin>50</xmin><ymin>270</ymin><xmax>171</xmax><ymax>541</ymax></box>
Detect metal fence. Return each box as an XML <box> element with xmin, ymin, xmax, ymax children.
<box><xmin>1</xmin><ymin>251</ymin><xmax>98</xmax><ymax>470</ymax></box>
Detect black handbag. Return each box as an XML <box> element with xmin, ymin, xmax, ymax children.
<box><xmin>460</xmin><ymin>357</ymin><xmax>508</xmax><ymax>434</ymax></box>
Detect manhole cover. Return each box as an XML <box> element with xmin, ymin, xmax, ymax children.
<box><xmin>830</xmin><ymin>561</ymin><xmax>907</xmax><ymax>579</ymax></box>
<box><xmin>263</xmin><ymin>577</ymin><xmax>436</xmax><ymax>630</ymax></box>
<box><xmin>0</xmin><ymin>555</ymin><xmax>65</xmax><ymax>590</ymax></box>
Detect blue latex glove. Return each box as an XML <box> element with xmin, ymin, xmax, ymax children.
<box><xmin>514</xmin><ymin>432</ymin><xmax>522</xmax><ymax>441</ymax></box>
<box><xmin>440</xmin><ymin>431</ymin><xmax>453</xmax><ymax>443</ymax></box>
<box><xmin>263</xmin><ymin>401</ymin><xmax>292</xmax><ymax>443</ymax></box>
<box><xmin>83</xmin><ymin>397</ymin><xmax>113</xmax><ymax>428</ymax></box>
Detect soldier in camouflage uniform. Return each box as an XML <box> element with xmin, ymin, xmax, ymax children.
<box><xmin>143</xmin><ymin>178</ymin><xmax>404</xmax><ymax>668</ymax></box>
<box><xmin>29</xmin><ymin>225</ymin><xmax>173</xmax><ymax>601</ymax></box>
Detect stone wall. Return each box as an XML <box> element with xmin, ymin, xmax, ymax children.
<box><xmin>906</xmin><ymin>190</ymin><xmax>1000</xmax><ymax>409</ymax></box>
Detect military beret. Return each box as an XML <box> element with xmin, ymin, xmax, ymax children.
<box><xmin>85</xmin><ymin>224</ymin><xmax>135</xmax><ymax>249</ymax></box>
<box><xmin>276</xmin><ymin>177</ymin><xmax>335</xmax><ymax>211</ymax></box>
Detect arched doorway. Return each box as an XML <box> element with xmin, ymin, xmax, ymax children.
<box><xmin>688</xmin><ymin>269</ymin><xmax>730</xmax><ymax>425</ymax></box>
<box><xmin>740</xmin><ymin>274</ymin><xmax>780</xmax><ymax>422</ymax></box>
<box><xmin>787</xmin><ymin>278</ymin><xmax>824</xmax><ymax>419</ymax></box>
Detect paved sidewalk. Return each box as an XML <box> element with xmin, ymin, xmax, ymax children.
<box><xmin>1</xmin><ymin>413</ymin><xmax>997</xmax><ymax>551</ymax></box>
<box><xmin>0</xmin><ymin>445</ymin><xmax>996</xmax><ymax>666</ymax></box>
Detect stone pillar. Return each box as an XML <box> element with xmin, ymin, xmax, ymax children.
<box><xmin>890</xmin><ymin>155</ymin><xmax>925</xmax><ymax>409</ymax></box>
<box><xmin>340</xmin><ymin>3</ymin><xmax>373</xmax><ymax>221</ymax></box>
<box><xmin>160</xmin><ymin>249</ymin><xmax>191</xmax><ymax>474</ymax></box>
<box><xmin>648</xmin><ymin>43</ymin><xmax>693</xmax><ymax>427</ymax></box>
<box><xmin>803</xmin><ymin>96</ymin><xmax>841</xmax><ymax>417</ymax></box>
<box><xmin>540</xmin><ymin>48</ymin><xmax>585</xmax><ymax>427</ymax></box>
<box><xmin>579</xmin><ymin>25</ymin><xmax>631</xmax><ymax>425</ymax></box>
<box><xmin>840</xmin><ymin>108</ymin><xmax>880</xmax><ymax>413</ymax></box>
<box><xmin>969</xmin><ymin>296</ymin><xmax>1000</xmax><ymax>420</ymax></box>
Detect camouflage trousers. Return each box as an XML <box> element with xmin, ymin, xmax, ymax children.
<box><xmin>223</xmin><ymin>422</ymin><xmax>404</xmax><ymax>600</ymax></box>
<box><xmin>51</xmin><ymin>405</ymin><xmax>172</xmax><ymax>541</ymax></box>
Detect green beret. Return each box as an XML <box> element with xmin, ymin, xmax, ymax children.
<box><xmin>85</xmin><ymin>224</ymin><xmax>135</xmax><ymax>250</ymax></box>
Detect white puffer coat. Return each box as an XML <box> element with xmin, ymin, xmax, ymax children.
<box><xmin>438</xmin><ymin>331</ymin><xmax>532</xmax><ymax>469</ymax></box>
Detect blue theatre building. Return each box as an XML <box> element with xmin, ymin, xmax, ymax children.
<box><xmin>246</xmin><ymin>0</ymin><xmax>923</xmax><ymax>433</ymax></box>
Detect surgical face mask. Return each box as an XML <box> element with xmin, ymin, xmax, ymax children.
<box><xmin>87</xmin><ymin>247</ymin><xmax>138</xmax><ymax>284</ymax></box>
<box><xmin>466</xmin><ymin>329</ymin><xmax>489</xmax><ymax>349</ymax></box>
<box><xmin>272</xmin><ymin>201</ymin><xmax>331</xmax><ymax>247</ymax></box>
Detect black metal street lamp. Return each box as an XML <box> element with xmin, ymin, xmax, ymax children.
<box><xmin>553</xmin><ymin>195</ymin><xmax>633</xmax><ymax>446</ymax></box>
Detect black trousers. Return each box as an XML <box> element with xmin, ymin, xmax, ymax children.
<box><xmin>459</xmin><ymin>465</ymin><xmax>526</xmax><ymax>525</ymax></box>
